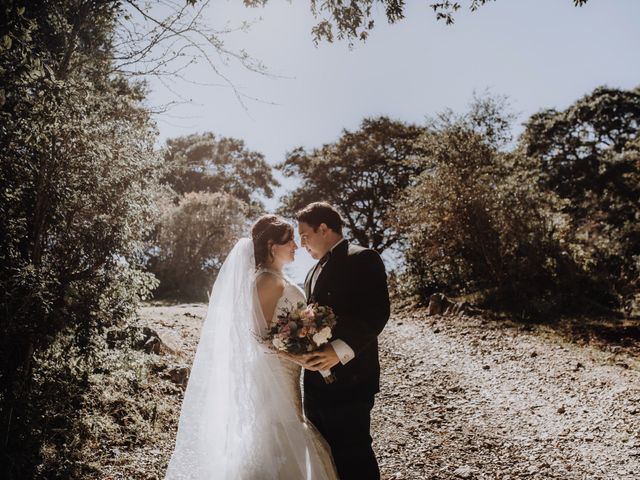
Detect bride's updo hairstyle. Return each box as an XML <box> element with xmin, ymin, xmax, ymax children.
<box><xmin>251</xmin><ymin>214</ymin><xmax>294</xmax><ymax>268</ymax></box>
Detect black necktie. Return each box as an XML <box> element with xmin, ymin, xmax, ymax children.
<box><xmin>319</xmin><ymin>250</ymin><xmax>331</xmax><ymax>267</ymax></box>
<box><xmin>310</xmin><ymin>250</ymin><xmax>331</xmax><ymax>295</ymax></box>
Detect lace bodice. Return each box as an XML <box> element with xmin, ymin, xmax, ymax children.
<box><xmin>256</xmin><ymin>268</ymin><xmax>306</xmax><ymax>325</ymax></box>
<box><xmin>256</xmin><ymin>268</ymin><xmax>306</xmax><ymax>410</ymax></box>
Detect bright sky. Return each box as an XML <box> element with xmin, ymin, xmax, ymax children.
<box><xmin>145</xmin><ymin>0</ymin><xmax>640</xmax><ymax>283</ymax></box>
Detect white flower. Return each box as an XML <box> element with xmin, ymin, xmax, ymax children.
<box><xmin>272</xmin><ymin>337</ymin><xmax>286</xmax><ymax>350</ymax></box>
<box><xmin>312</xmin><ymin>326</ymin><xmax>332</xmax><ymax>346</ymax></box>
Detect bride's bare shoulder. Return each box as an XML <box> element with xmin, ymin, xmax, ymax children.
<box><xmin>255</xmin><ymin>270</ymin><xmax>285</xmax><ymax>297</ymax></box>
<box><xmin>256</xmin><ymin>271</ymin><xmax>285</xmax><ymax>322</ymax></box>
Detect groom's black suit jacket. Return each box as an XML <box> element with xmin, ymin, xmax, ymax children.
<box><xmin>303</xmin><ymin>240</ymin><xmax>390</xmax><ymax>404</ymax></box>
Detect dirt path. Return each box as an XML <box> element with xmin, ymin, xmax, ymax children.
<box><xmin>136</xmin><ymin>305</ymin><xmax>640</xmax><ymax>480</ymax></box>
<box><xmin>374</xmin><ymin>311</ymin><xmax>640</xmax><ymax>480</ymax></box>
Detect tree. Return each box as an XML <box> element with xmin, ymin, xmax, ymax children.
<box><xmin>392</xmin><ymin>105</ymin><xmax>586</xmax><ymax>316</ymax></box>
<box><xmin>1</xmin><ymin>1</ymin><xmax>163</xmax><ymax>477</ymax></box>
<box><xmin>246</xmin><ymin>0</ymin><xmax>590</xmax><ymax>44</ymax></box>
<box><xmin>520</xmin><ymin>86</ymin><xmax>640</xmax><ymax>312</ymax></box>
<box><xmin>278</xmin><ymin>117</ymin><xmax>427</xmax><ymax>252</ymax></box>
<box><xmin>148</xmin><ymin>132</ymin><xmax>277</xmax><ymax>300</ymax></box>
<box><xmin>427</xmin><ymin>0</ymin><xmax>589</xmax><ymax>25</ymax></box>
<box><xmin>521</xmin><ymin>87</ymin><xmax>639</xmax><ymax>212</ymax></box>
<box><xmin>114</xmin><ymin>0</ymin><xmax>592</xmax><ymax>98</ymax></box>
<box><xmin>162</xmin><ymin>132</ymin><xmax>278</xmax><ymax>207</ymax></box>
<box><xmin>149</xmin><ymin>192</ymin><xmax>249</xmax><ymax>301</ymax></box>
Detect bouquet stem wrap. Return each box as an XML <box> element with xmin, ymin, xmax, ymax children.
<box><xmin>319</xmin><ymin>369</ymin><xmax>336</xmax><ymax>384</ymax></box>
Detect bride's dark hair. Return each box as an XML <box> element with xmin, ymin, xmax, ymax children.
<box><xmin>251</xmin><ymin>214</ymin><xmax>294</xmax><ymax>268</ymax></box>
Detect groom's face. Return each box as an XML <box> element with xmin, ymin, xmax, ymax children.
<box><xmin>298</xmin><ymin>221</ymin><xmax>328</xmax><ymax>260</ymax></box>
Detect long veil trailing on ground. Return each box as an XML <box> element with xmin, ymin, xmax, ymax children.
<box><xmin>165</xmin><ymin>238</ymin><xmax>336</xmax><ymax>479</ymax></box>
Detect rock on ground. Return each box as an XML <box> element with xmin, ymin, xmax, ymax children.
<box><xmin>106</xmin><ymin>304</ymin><xmax>640</xmax><ymax>479</ymax></box>
<box><xmin>374</xmin><ymin>311</ymin><xmax>640</xmax><ymax>480</ymax></box>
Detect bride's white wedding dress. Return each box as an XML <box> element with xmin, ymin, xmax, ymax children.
<box><xmin>257</xmin><ymin>267</ymin><xmax>307</xmax><ymax>416</ymax></box>
<box><xmin>165</xmin><ymin>239</ymin><xmax>337</xmax><ymax>480</ymax></box>
<box><xmin>255</xmin><ymin>267</ymin><xmax>337</xmax><ymax>474</ymax></box>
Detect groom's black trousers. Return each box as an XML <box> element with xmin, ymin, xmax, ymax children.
<box><xmin>304</xmin><ymin>396</ymin><xmax>379</xmax><ymax>480</ymax></box>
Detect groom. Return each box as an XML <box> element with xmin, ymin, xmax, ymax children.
<box><xmin>296</xmin><ymin>202</ymin><xmax>390</xmax><ymax>480</ymax></box>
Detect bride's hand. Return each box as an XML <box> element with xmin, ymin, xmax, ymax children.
<box><xmin>277</xmin><ymin>351</ymin><xmax>306</xmax><ymax>367</ymax></box>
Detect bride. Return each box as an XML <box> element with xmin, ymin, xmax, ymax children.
<box><xmin>165</xmin><ymin>215</ymin><xmax>338</xmax><ymax>479</ymax></box>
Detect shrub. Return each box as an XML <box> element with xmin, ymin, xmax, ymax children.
<box><xmin>148</xmin><ymin>192</ymin><xmax>249</xmax><ymax>301</ymax></box>
<box><xmin>393</xmin><ymin>113</ymin><xmax>591</xmax><ymax>317</ymax></box>
<box><xmin>0</xmin><ymin>2</ymin><xmax>162</xmax><ymax>476</ymax></box>
<box><xmin>520</xmin><ymin>87</ymin><xmax>640</xmax><ymax>313</ymax></box>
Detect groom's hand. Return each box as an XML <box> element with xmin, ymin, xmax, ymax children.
<box><xmin>277</xmin><ymin>351</ymin><xmax>306</xmax><ymax>367</ymax></box>
<box><xmin>301</xmin><ymin>344</ymin><xmax>340</xmax><ymax>371</ymax></box>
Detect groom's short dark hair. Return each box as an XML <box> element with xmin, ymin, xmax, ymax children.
<box><xmin>296</xmin><ymin>202</ymin><xmax>344</xmax><ymax>234</ymax></box>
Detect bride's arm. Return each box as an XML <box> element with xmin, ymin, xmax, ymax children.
<box><xmin>256</xmin><ymin>273</ymin><xmax>285</xmax><ymax>326</ymax></box>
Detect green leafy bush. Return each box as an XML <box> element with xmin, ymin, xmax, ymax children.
<box><xmin>392</xmin><ymin>102</ymin><xmax>592</xmax><ymax>317</ymax></box>
<box><xmin>148</xmin><ymin>192</ymin><xmax>250</xmax><ymax>301</ymax></box>
<box><xmin>520</xmin><ymin>87</ymin><xmax>640</xmax><ymax>314</ymax></box>
<box><xmin>0</xmin><ymin>2</ymin><xmax>162</xmax><ymax>477</ymax></box>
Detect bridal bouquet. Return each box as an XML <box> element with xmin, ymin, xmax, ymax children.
<box><xmin>267</xmin><ymin>302</ymin><xmax>338</xmax><ymax>383</ymax></box>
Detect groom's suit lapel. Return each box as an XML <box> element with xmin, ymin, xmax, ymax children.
<box><xmin>304</xmin><ymin>264</ymin><xmax>317</xmax><ymax>301</ymax></box>
<box><xmin>311</xmin><ymin>240</ymin><xmax>348</xmax><ymax>301</ymax></box>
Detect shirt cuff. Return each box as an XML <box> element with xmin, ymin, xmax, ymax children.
<box><xmin>331</xmin><ymin>339</ymin><xmax>355</xmax><ymax>365</ymax></box>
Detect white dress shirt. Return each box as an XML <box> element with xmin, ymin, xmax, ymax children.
<box><xmin>312</xmin><ymin>238</ymin><xmax>355</xmax><ymax>365</ymax></box>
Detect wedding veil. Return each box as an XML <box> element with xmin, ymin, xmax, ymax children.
<box><xmin>165</xmin><ymin>238</ymin><xmax>335</xmax><ymax>479</ymax></box>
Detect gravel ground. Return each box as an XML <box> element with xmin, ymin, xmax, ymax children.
<box><xmin>115</xmin><ymin>305</ymin><xmax>640</xmax><ymax>480</ymax></box>
<box><xmin>374</xmin><ymin>310</ymin><xmax>640</xmax><ymax>480</ymax></box>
